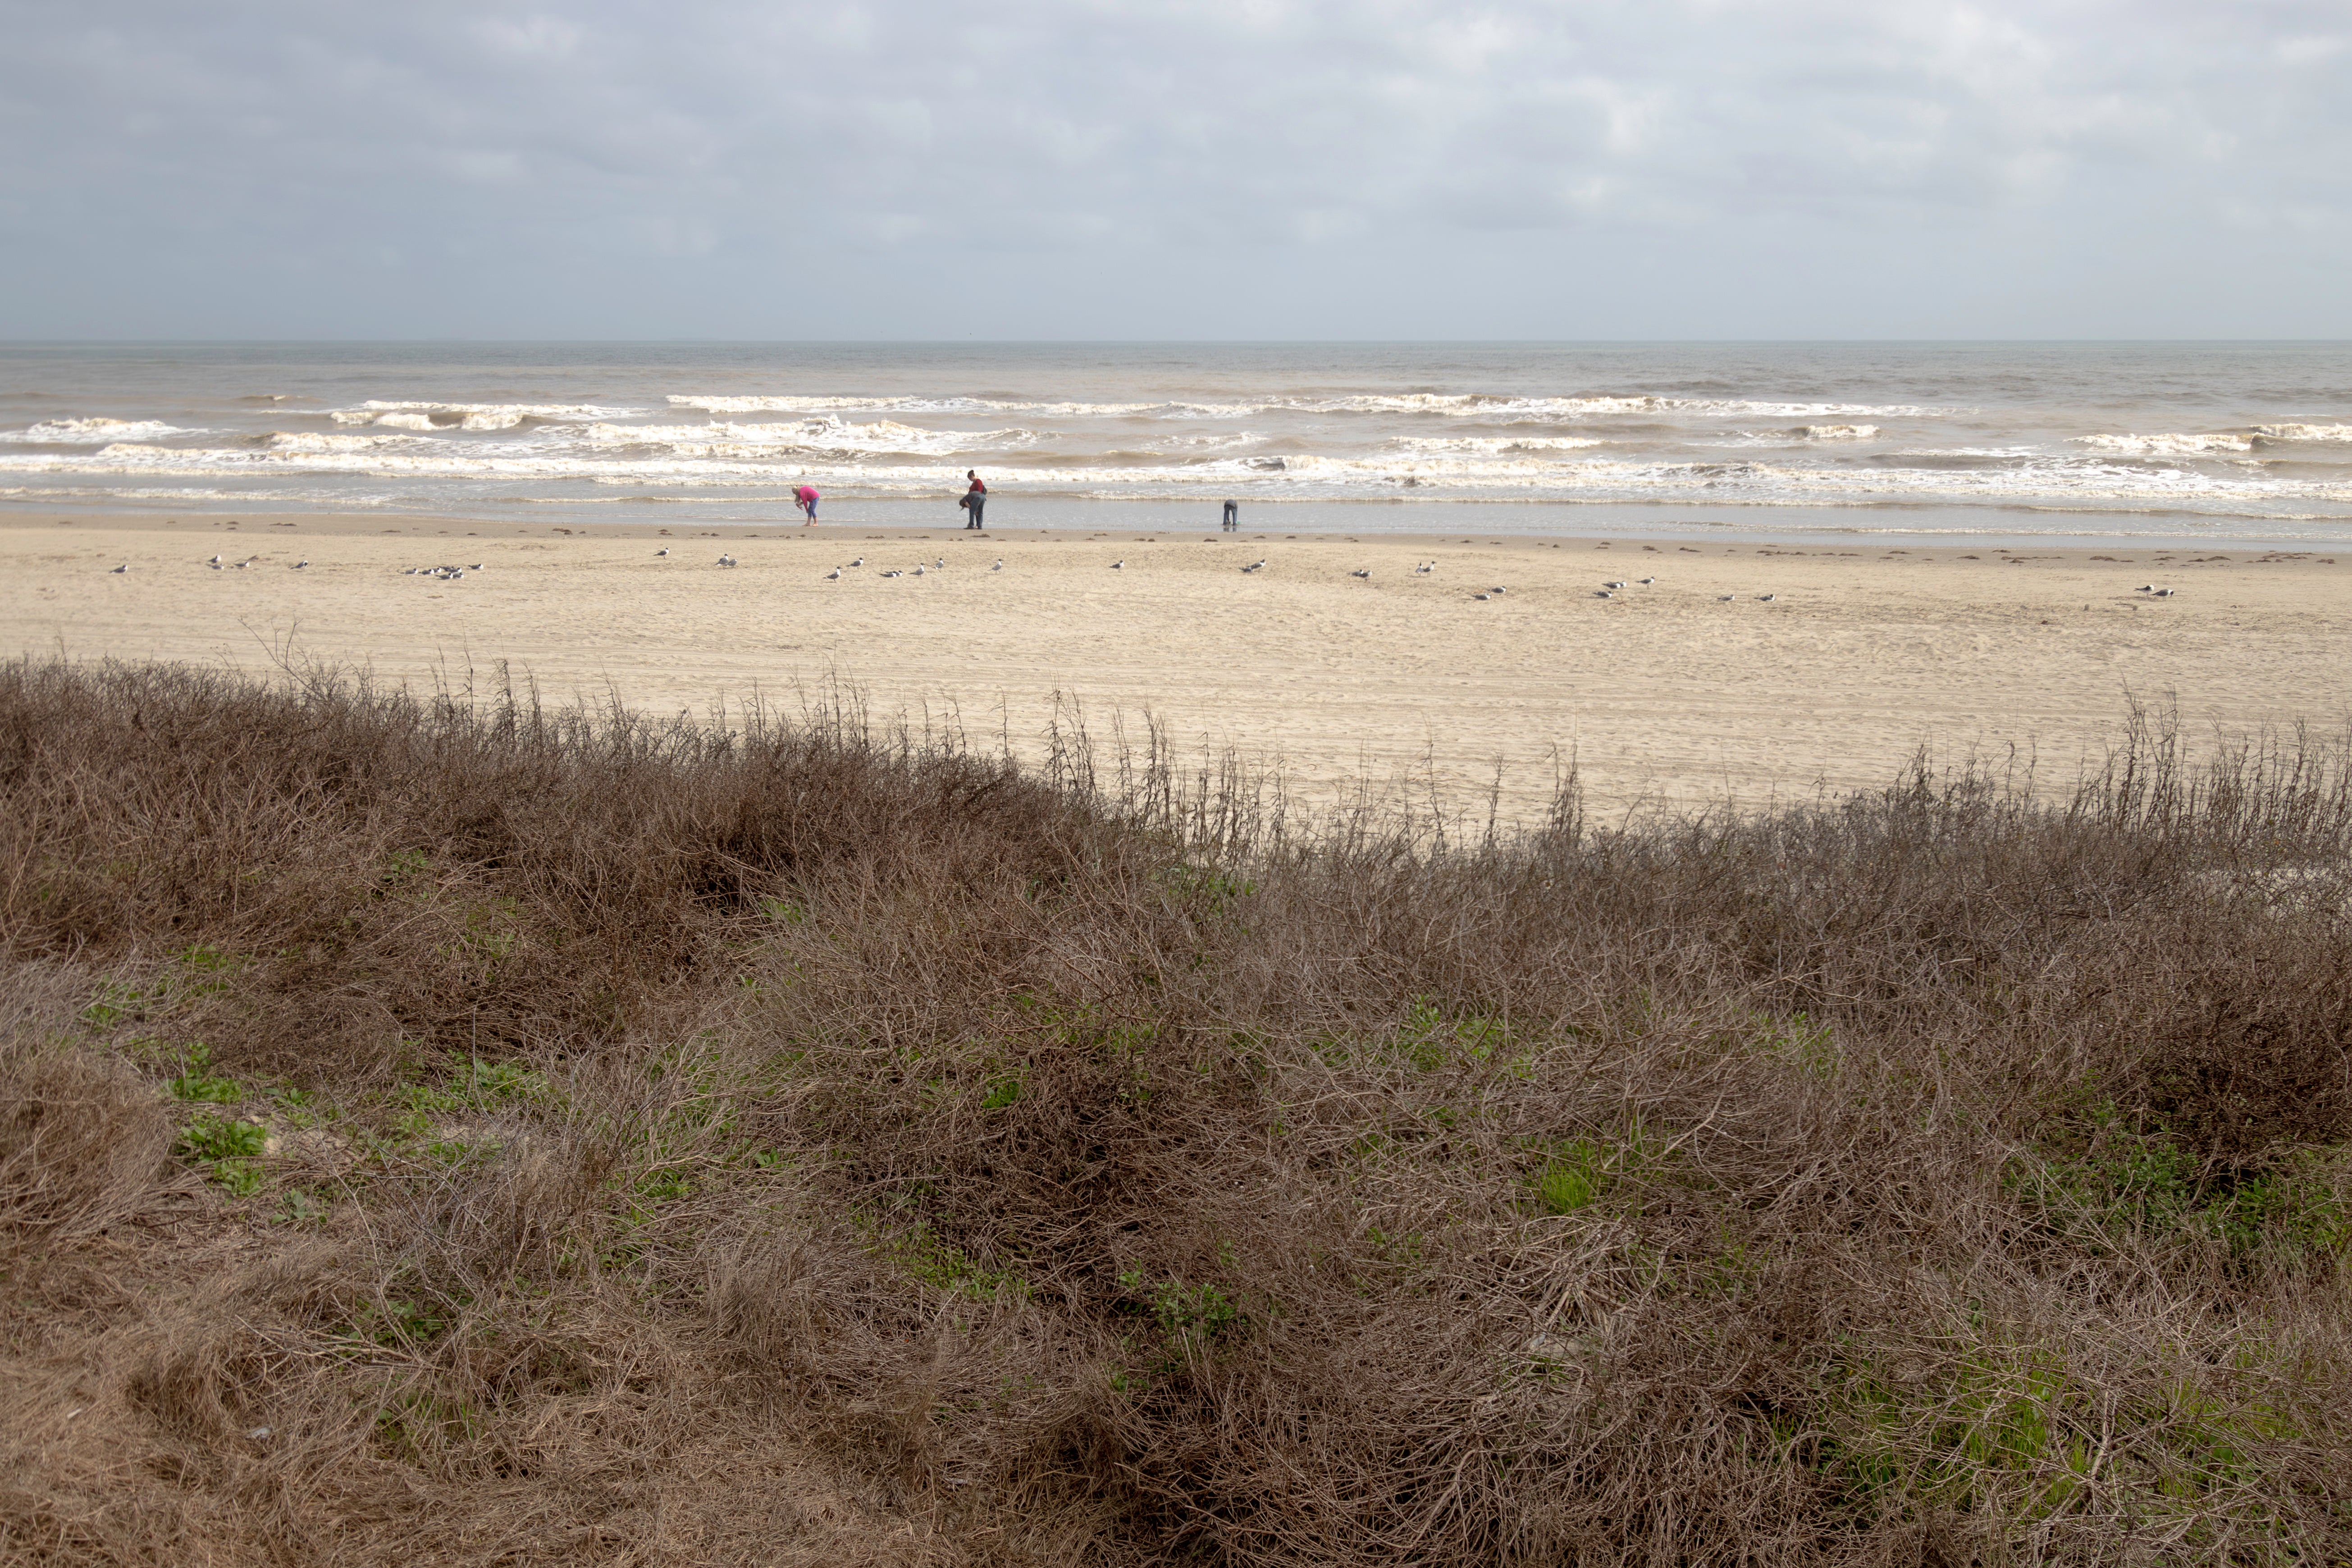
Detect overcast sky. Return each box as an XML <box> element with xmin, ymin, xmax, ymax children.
<box><xmin>0</xmin><ymin>0</ymin><xmax>2345</xmax><ymax>339</ymax></box>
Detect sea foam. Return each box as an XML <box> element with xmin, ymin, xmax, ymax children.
<box><xmin>2</xmin><ymin>417</ymin><xmax>200</xmax><ymax>444</ymax></box>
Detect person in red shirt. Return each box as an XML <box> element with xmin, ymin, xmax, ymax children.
<box><xmin>795</xmin><ymin>483</ymin><xmax>820</xmax><ymax>524</ymax></box>
<box><xmin>960</xmin><ymin>471</ymin><xmax>986</xmax><ymax>529</ymax></box>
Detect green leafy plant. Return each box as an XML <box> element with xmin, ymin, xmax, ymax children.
<box><xmin>880</xmin><ymin>1220</ymin><xmax>1030</xmax><ymax>1303</ymax></box>
<box><xmin>165</xmin><ymin>1042</ymin><xmax>244</xmax><ymax>1104</ymax></box>
<box><xmin>1530</xmin><ymin>1133</ymin><xmax>1647</xmax><ymax>1216</ymax></box>
<box><xmin>382</xmin><ymin>847</ymin><xmax>431</xmax><ymax>883</ymax></box>
<box><xmin>1119</xmin><ymin>1269</ymin><xmax>1244</xmax><ymax>1352</ymax></box>
<box><xmin>981</xmin><ymin>1065</ymin><xmax>1025</xmax><ymax>1110</ymax></box>
<box><xmin>176</xmin><ymin>1112</ymin><xmax>268</xmax><ymax>1195</ymax></box>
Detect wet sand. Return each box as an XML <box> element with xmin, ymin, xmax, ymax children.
<box><xmin>7</xmin><ymin>511</ymin><xmax>2347</xmax><ymax>820</ymax></box>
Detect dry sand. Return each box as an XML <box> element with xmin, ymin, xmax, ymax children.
<box><xmin>7</xmin><ymin>511</ymin><xmax>2348</xmax><ymax>821</ymax></box>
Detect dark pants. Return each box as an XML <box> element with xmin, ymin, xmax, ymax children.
<box><xmin>965</xmin><ymin>494</ymin><xmax>985</xmax><ymax>529</ymax></box>
<box><xmin>1222</xmin><ymin>500</ymin><xmax>1238</xmax><ymax>530</ymax></box>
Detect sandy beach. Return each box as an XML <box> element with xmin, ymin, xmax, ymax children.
<box><xmin>6</xmin><ymin>510</ymin><xmax>2346</xmax><ymax>820</ymax></box>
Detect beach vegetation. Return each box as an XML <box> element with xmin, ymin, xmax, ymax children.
<box><xmin>4</xmin><ymin>658</ymin><xmax>2351</xmax><ymax>1563</ymax></box>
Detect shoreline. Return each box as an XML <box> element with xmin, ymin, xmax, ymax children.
<box><xmin>10</xmin><ymin>503</ymin><xmax>2351</xmax><ymax>554</ymax></box>
<box><xmin>13</xmin><ymin>496</ymin><xmax>2352</xmax><ymax>554</ymax></box>
<box><xmin>8</xmin><ymin>510</ymin><xmax>2347</xmax><ymax>821</ymax></box>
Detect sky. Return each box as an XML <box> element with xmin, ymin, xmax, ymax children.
<box><xmin>0</xmin><ymin>0</ymin><xmax>2346</xmax><ymax>340</ymax></box>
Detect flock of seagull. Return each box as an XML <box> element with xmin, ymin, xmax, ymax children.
<box><xmin>110</xmin><ymin>552</ymin><xmax>317</xmax><ymax>575</ymax></box>
<box><xmin>105</xmin><ymin>549</ymin><xmax>2185</xmax><ymax>608</ymax></box>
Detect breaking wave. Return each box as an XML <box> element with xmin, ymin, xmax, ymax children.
<box><xmin>2</xmin><ymin>417</ymin><xmax>202</xmax><ymax>444</ymax></box>
<box><xmin>2254</xmin><ymin>423</ymin><xmax>2352</xmax><ymax>443</ymax></box>
<box><xmin>329</xmin><ymin>401</ymin><xmax>638</xmax><ymax>430</ymax></box>
<box><xmin>2075</xmin><ymin>432</ymin><xmax>2256</xmax><ymax>456</ymax></box>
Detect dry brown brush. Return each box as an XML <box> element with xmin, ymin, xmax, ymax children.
<box><xmin>2</xmin><ymin>656</ymin><xmax>2349</xmax><ymax>1566</ymax></box>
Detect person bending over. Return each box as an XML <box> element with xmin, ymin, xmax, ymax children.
<box><xmin>962</xmin><ymin>471</ymin><xmax>986</xmax><ymax>529</ymax></box>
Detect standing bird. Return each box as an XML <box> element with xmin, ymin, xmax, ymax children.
<box><xmin>824</xmin><ymin>568</ymin><xmax>840</xmax><ymax>580</ymax></box>
<box><xmin>656</xmin><ymin>548</ymin><xmax>669</xmax><ymax>557</ymax></box>
<box><xmin>1637</xmin><ymin>576</ymin><xmax>1656</xmax><ymax>585</ymax></box>
<box><xmin>718</xmin><ymin>553</ymin><xmax>737</xmax><ymax>567</ymax></box>
<box><xmin>1110</xmin><ymin>559</ymin><xmax>1124</xmax><ymax>570</ymax></box>
<box><xmin>849</xmin><ymin>557</ymin><xmax>864</xmax><ymax>567</ymax></box>
<box><xmin>110</xmin><ymin>562</ymin><xmax>128</xmax><ymax>573</ymax></box>
<box><xmin>292</xmin><ymin>559</ymin><xmax>309</xmax><ymax>569</ymax></box>
<box><xmin>207</xmin><ymin>553</ymin><xmax>221</xmax><ymax>564</ymax></box>
<box><xmin>936</xmin><ymin>558</ymin><xmax>946</xmax><ymax>569</ymax></box>
<box><xmin>992</xmin><ymin>558</ymin><xmax>1004</xmax><ymax>571</ymax></box>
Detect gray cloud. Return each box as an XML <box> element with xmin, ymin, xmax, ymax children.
<box><xmin>0</xmin><ymin>0</ymin><xmax>2345</xmax><ymax>336</ymax></box>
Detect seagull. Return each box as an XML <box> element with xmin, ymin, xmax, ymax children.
<box><xmin>1489</xmin><ymin>586</ymin><xmax>1506</xmax><ymax>595</ymax></box>
<box><xmin>110</xmin><ymin>562</ymin><xmax>128</xmax><ymax>573</ymax></box>
<box><xmin>849</xmin><ymin>557</ymin><xmax>864</xmax><ymax>567</ymax></box>
<box><xmin>1414</xmin><ymin>562</ymin><xmax>1433</xmax><ymax>575</ymax></box>
<box><xmin>1475</xmin><ymin>593</ymin><xmax>1492</xmax><ymax>601</ymax></box>
<box><xmin>208</xmin><ymin>553</ymin><xmax>221</xmax><ymax>564</ymax></box>
<box><xmin>1603</xmin><ymin>580</ymin><xmax>1628</xmax><ymax>589</ymax></box>
<box><xmin>467</xmin><ymin>563</ymin><xmax>482</xmax><ymax>571</ymax></box>
<box><xmin>824</xmin><ymin>568</ymin><xmax>840</xmax><ymax>580</ymax></box>
<box><xmin>1350</xmin><ymin>568</ymin><xmax>1370</xmax><ymax>579</ymax></box>
<box><xmin>656</xmin><ymin>548</ymin><xmax>669</xmax><ymax>557</ymax></box>
<box><xmin>2153</xmin><ymin>587</ymin><xmax>2176</xmax><ymax>597</ymax></box>
<box><xmin>1758</xmin><ymin>593</ymin><xmax>1777</xmax><ymax>602</ymax></box>
<box><xmin>292</xmin><ymin>559</ymin><xmax>309</xmax><ymax>569</ymax></box>
<box><xmin>881</xmin><ymin>569</ymin><xmax>903</xmax><ymax>578</ymax></box>
<box><xmin>1595</xmin><ymin>590</ymin><xmax>1614</xmax><ymax>599</ymax></box>
<box><xmin>992</xmin><ymin>558</ymin><xmax>1004</xmax><ymax>571</ymax></box>
<box><xmin>913</xmin><ymin>565</ymin><xmax>926</xmax><ymax>576</ymax></box>
<box><xmin>1718</xmin><ymin>594</ymin><xmax>1735</xmax><ymax>601</ymax></box>
<box><xmin>718</xmin><ymin>553</ymin><xmax>737</xmax><ymax>567</ymax></box>
<box><xmin>1110</xmin><ymin>559</ymin><xmax>1124</xmax><ymax>569</ymax></box>
<box><xmin>1637</xmin><ymin>576</ymin><xmax>1656</xmax><ymax>585</ymax></box>
<box><xmin>2136</xmin><ymin>583</ymin><xmax>2152</xmax><ymax>592</ymax></box>
<box><xmin>936</xmin><ymin>558</ymin><xmax>946</xmax><ymax>569</ymax></box>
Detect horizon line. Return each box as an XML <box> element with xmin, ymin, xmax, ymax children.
<box><xmin>5</xmin><ymin>336</ymin><xmax>2351</xmax><ymax>349</ymax></box>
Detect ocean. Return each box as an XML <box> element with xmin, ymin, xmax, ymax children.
<box><xmin>3</xmin><ymin>341</ymin><xmax>2349</xmax><ymax>544</ymax></box>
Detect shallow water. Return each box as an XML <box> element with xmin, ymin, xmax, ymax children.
<box><xmin>4</xmin><ymin>341</ymin><xmax>2349</xmax><ymax>543</ymax></box>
